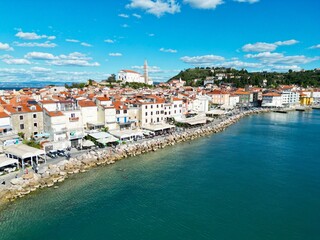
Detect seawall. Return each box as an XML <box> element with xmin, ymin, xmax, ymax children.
<box><xmin>0</xmin><ymin>109</ymin><xmax>271</xmax><ymax>207</ymax></box>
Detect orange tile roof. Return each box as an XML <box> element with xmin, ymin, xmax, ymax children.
<box><xmin>78</xmin><ymin>100</ymin><xmax>96</xmax><ymax>107</ymax></box>
<box><xmin>3</xmin><ymin>104</ymin><xmax>42</xmax><ymax>114</ymax></box>
<box><xmin>96</xmin><ymin>96</ymin><xmax>110</xmax><ymax>101</ymax></box>
<box><xmin>0</xmin><ymin>112</ymin><xmax>10</xmax><ymax>118</ymax></box>
<box><xmin>120</xmin><ymin>69</ymin><xmax>140</xmax><ymax>74</ymax></box>
<box><xmin>45</xmin><ymin>110</ymin><xmax>64</xmax><ymax>117</ymax></box>
<box><xmin>113</xmin><ymin>101</ymin><xmax>128</xmax><ymax>110</ymax></box>
<box><xmin>40</xmin><ymin>100</ymin><xmax>57</xmax><ymax>104</ymax></box>
<box><xmin>263</xmin><ymin>92</ymin><xmax>281</xmax><ymax>97</ymax></box>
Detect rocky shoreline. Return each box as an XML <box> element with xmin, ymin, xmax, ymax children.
<box><xmin>0</xmin><ymin>109</ymin><xmax>271</xmax><ymax>206</ymax></box>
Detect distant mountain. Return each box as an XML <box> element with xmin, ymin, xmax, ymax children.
<box><xmin>0</xmin><ymin>81</ymin><xmax>74</xmax><ymax>90</ymax></box>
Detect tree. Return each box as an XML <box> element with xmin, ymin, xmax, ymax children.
<box><xmin>107</xmin><ymin>74</ymin><xmax>116</xmax><ymax>82</ymax></box>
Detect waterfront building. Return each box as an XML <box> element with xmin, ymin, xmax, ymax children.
<box><xmin>280</xmin><ymin>90</ymin><xmax>300</xmax><ymax>106</ymax></box>
<box><xmin>207</xmin><ymin>90</ymin><xmax>230</xmax><ymax>106</ymax></box>
<box><xmin>229</xmin><ymin>94</ymin><xmax>240</xmax><ymax>108</ymax></box>
<box><xmin>261</xmin><ymin>92</ymin><xmax>282</xmax><ymax>107</ymax></box>
<box><xmin>78</xmin><ymin>100</ymin><xmax>99</xmax><ymax>129</ymax></box>
<box><xmin>3</xmin><ymin>104</ymin><xmax>44</xmax><ymax>139</ymax></box>
<box><xmin>191</xmin><ymin>95</ymin><xmax>210</xmax><ymax>113</ymax></box>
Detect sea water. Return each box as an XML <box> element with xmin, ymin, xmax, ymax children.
<box><xmin>0</xmin><ymin>111</ymin><xmax>319</xmax><ymax>240</ymax></box>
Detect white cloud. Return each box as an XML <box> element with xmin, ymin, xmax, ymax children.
<box><xmin>15</xmin><ymin>30</ymin><xmax>55</xmax><ymax>40</ymax></box>
<box><xmin>109</xmin><ymin>53</ymin><xmax>122</xmax><ymax>57</ymax></box>
<box><xmin>245</xmin><ymin>52</ymin><xmax>319</xmax><ymax>65</ymax></box>
<box><xmin>132</xmin><ymin>13</ymin><xmax>142</xmax><ymax>18</ymax></box>
<box><xmin>0</xmin><ymin>42</ymin><xmax>14</xmax><ymax>51</ymax></box>
<box><xmin>49</xmin><ymin>59</ymin><xmax>100</xmax><ymax>67</ymax></box>
<box><xmin>181</xmin><ymin>54</ymin><xmax>225</xmax><ymax>64</ymax></box>
<box><xmin>25</xmin><ymin>52</ymin><xmax>58</xmax><ymax>60</ymax></box>
<box><xmin>2</xmin><ymin>58</ymin><xmax>31</xmax><ymax>65</ymax></box>
<box><xmin>31</xmin><ymin>67</ymin><xmax>52</xmax><ymax>72</ymax></box>
<box><xmin>66</xmin><ymin>39</ymin><xmax>80</xmax><ymax>43</ymax></box>
<box><xmin>160</xmin><ymin>48</ymin><xmax>177</xmax><ymax>53</ymax></box>
<box><xmin>24</xmin><ymin>51</ymin><xmax>99</xmax><ymax>67</ymax></box>
<box><xmin>0</xmin><ymin>54</ymin><xmax>12</xmax><ymax>59</ymax></box>
<box><xmin>104</xmin><ymin>39</ymin><xmax>115</xmax><ymax>43</ymax></box>
<box><xmin>81</xmin><ymin>42</ymin><xmax>92</xmax><ymax>47</ymax></box>
<box><xmin>13</xmin><ymin>41</ymin><xmax>57</xmax><ymax>48</ymax></box>
<box><xmin>310</xmin><ymin>44</ymin><xmax>320</xmax><ymax>49</ymax></box>
<box><xmin>218</xmin><ymin>60</ymin><xmax>262</xmax><ymax>69</ymax></box>
<box><xmin>242</xmin><ymin>42</ymin><xmax>277</xmax><ymax>52</ymax></box>
<box><xmin>59</xmin><ymin>52</ymin><xmax>91</xmax><ymax>60</ymax></box>
<box><xmin>274</xmin><ymin>39</ymin><xmax>299</xmax><ymax>46</ymax></box>
<box><xmin>119</xmin><ymin>13</ymin><xmax>129</xmax><ymax>18</ymax></box>
<box><xmin>121</xmin><ymin>24</ymin><xmax>129</xmax><ymax>28</ymax></box>
<box><xmin>269</xmin><ymin>65</ymin><xmax>301</xmax><ymax>71</ymax></box>
<box><xmin>184</xmin><ymin>0</ymin><xmax>224</xmax><ymax>9</ymax></box>
<box><xmin>126</xmin><ymin>0</ymin><xmax>181</xmax><ymax>17</ymax></box>
<box><xmin>234</xmin><ymin>0</ymin><xmax>259</xmax><ymax>3</ymax></box>
<box><xmin>242</xmin><ymin>39</ymin><xmax>299</xmax><ymax>52</ymax></box>
<box><xmin>148</xmin><ymin>33</ymin><xmax>155</xmax><ymax>37</ymax></box>
<box><xmin>132</xmin><ymin>65</ymin><xmax>163</xmax><ymax>73</ymax></box>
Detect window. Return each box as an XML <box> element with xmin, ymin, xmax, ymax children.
<box><xmin>33</xmin><ymin>114</ymin><xmax>37</xmax><ymax>118</ymax></box>
<box><xmin>124</xmin><ymin>110</ymin><xmax>127</xmax><ymax>114</ymax></box>
<box><xmin>179</xmin><ymin>104</ymin><xmax>182</xmax><ymax>107</ymax></box>
<box><xmin>34</xmin><ymin>123</ymin><xmax>38</xmax><ymax>127</ymax></box>
<box><xmin>145</xmin><ymin>106</ymin><xmax>148</xmax><ymax>109</ymax></box>
<box><xmin>151</xmin><ymin>105</ymin><xmax>153</xmax><ymax>109</ymax></box>
<box><xmin>151</xmin><ymin>112</ymin><xmax>153</xmax><ymax>115</ymax></box>
<box><xmin>145</xmin><ymin>119</ymin><xmax>148</xmax><ymax>123</ymax></box>
<box><xmin>157</xmin><ymin>117</ymin><xmax>159</xmax><ymax>122</ymax></box>
<box><xmin>145</xmin><ymin>112</ymin><xmax>148</xmax><ymax>116</ymax></box>
<box><xmin>71</xmin><ymin>113</ymin><xmax>75</xmax><ymax>118</ymax></box>
<box><xmin>157</xmin><ymin>105</ymin><xmax>159</xmax><ymax>108</ymax></box>
<box><xmin>20</xmin><ymin>115</ymin><xmax>23</xmax><ymax>120</ymax></box>
<box><xmin>20</xmin><ymin>124</ymin><xmax>24</xmax><ymax>130</ymax></box>
<box><xmin>34</xmin><ymin>132</ymin><xmax>38</xmax><ymax>136</ymax></box>
<box><xmin>116</xmin><ymin>110</ymin><xmax>120</xmax><ymax>114</ymax></box>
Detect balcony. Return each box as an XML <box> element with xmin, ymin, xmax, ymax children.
<box><xmin>69</xmin><ymin>117</ymin><xmax>79</xmax><ymax>122</ymax></box>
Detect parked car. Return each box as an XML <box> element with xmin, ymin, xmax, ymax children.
<box><xmin>47</xmin><ymin>150</ymin><xmax>58</xmax><ymax>158</ymax></box>
<box><xmin>57</xmin><ymin>149</ymin><xmax>66</xmax><ymax>157</ymax></box>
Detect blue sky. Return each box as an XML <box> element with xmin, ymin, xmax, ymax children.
<box><xmin>0</xmin><ymin>0</ymin><xmax>319</xmax><ymax>83</ymax></box>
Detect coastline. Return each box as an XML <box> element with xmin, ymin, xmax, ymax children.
<box><xmin>0</xmin><ymin>108</ymin><xmax>271</xmax><ymax>208</ymax></box>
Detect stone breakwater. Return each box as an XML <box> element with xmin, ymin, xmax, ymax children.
<box><xmin>0</xmin><ymin>109</ymin><xmax>270</xmax><ymax>205</ymax></box>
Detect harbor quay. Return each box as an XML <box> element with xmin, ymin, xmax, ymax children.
<box><xmin>0</xmin><ymin>108</ymin><xmax>271</xmax><ymax>205</ymax></box>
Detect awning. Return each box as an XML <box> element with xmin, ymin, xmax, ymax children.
<box><xmin>82</xmin><ymin>140</ymin><xmax>95</xmax><ymax>147</ymax></box>
<box><xmin>0</xmin><ymin>156</ymin><xmax>18</xmax><ymax>168</ymax></box>
<box><xmin>4</xmin><ymin>144</ymin><xmax>45</xmax><ymax>159</ymax></box>
<box><xmin>89</xmin><ymin>132</ymin><xmax>113</xmax><ymax>140</ymax></box>
<box><xmin>97</xmin><ymin>136</ymin><xmax>119</xmax><ymax>145</ymax></box>
<box><xmin>142</xmin><ymin>124</ymin><xmax>175</xmax><ymax>132</ymax></box>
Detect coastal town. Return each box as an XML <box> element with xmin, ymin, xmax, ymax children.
<box><xmin>0</xmin><ymin>63</ymin><xmax>319</xmax><ymax>202</ymax></box>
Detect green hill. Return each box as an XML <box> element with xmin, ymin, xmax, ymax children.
<box><xmin>169</xmin><ymin>67</ymin><xmax>320</xmax><ymax>88</ymax></box>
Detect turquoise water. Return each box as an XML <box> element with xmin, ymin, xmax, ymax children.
<box><xmin>0</xmin><ymin>111</ymin><xmax>319</xmax><ymax>240</ymax></box>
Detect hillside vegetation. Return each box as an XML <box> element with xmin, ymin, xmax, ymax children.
<box><xmin>169</xmin><ymin>67</ymin><xmax>320</xmax><ymax>88</ymax></box>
